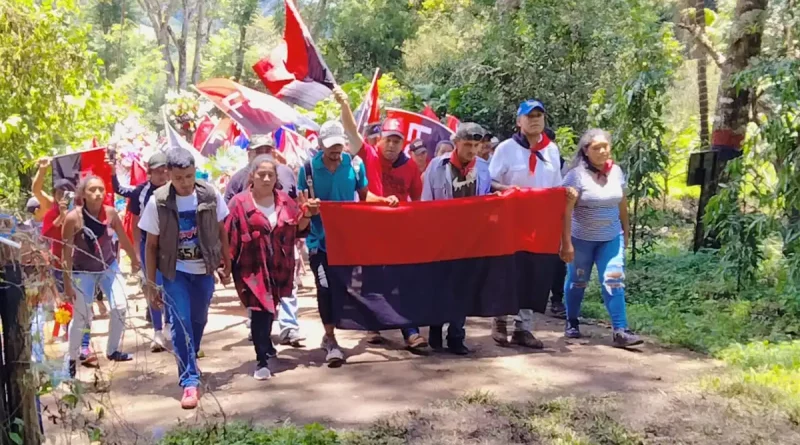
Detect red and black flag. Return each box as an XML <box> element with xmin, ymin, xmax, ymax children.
<box><xmin>252</xmin><ymin>0</ymin><xmax>335</xmax><ymax>109</ymax></box>
<box><xmin>320</xmin><ymin>188</ymin><xmax>567</xmax><ymax>331</ymax></box>
<box><xmin>51</xmin><ymin>148</ymin><xmax>114</xmax><ymax>205</ymax></box>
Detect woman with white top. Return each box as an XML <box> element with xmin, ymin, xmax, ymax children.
<box><xmin>560</xmin><ymin>129</ymin><xmax>642</xmax><ymax>347</ymax></box>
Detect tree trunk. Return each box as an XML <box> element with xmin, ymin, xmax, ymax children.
<box><xmin>138</xmin><ymin>0</ymin><xmax>177</xmax><ymax>90</ymax></box>
<box><xmin>692</xmin><ymin>0</ymin><xmax>711</xmax><ymax>251</ymax></box>
<box><xmin>191</xmin><ymin>0</ymin><xmax>205</xmax><ymax>84</ymax></box>
<box><xmin>161</xmin><ymin>24</ymin><xmax>177</xmax><ymax>90</ymax></box>
<box><xmin>234</xmin><ymin>25</ymin><xmax>247</xmax><ymax>82</ymax></box>
<box><xmin>693</xmin><ymin>0</ymin><xmax>769</xmax><ymax>250</ymax></box>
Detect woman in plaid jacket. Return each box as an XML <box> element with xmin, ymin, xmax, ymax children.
<box><xmin>226</xmin><ymin>155</ymin><xmax>317</xmax><ymax>380</ymax></box>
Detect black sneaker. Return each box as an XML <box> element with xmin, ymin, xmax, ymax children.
<box><xmin>446</xmin><ymin>340</ymin><xmax>469</xmax><ymax>355</ymax></box>
<box><xmin>565</xmin><ymin>320</ymin><xmax>581</xmax><ymax>339</ymax></box>
<box><xmin>613</xmin><ymin>329</ymin><xmax>643</xmax><ymax>348</ymax></box>
<box><xmin>549</xmin><ymin>300</ymin><xmax>567</xmax><ymax>319</ymax></box>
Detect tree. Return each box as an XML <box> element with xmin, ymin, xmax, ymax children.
<box><xmin>191</xmin><ymin>0</ymin><xmax>206</xmax><ymax>84</ymax></box>
<box><xmin>137</xmin><ymin>0</ymin><xmax>180</xmax><ymax>89</ymax></box>
<box><xmin>0</xmin><ymin>0</ymin><xmax>127</xmax><ymax>205</ymax></box>
<box><xmin>228</xmin><ymin>0</ymin><xmax>259</xmax><ymax>82</ymax></box>
<box><xmin>689</xmin><ymin>0</ymin><xmax>770</xmax><ymax>249</ymax></box>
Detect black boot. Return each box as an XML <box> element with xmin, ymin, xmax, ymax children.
<box><xmin>69</xmin><ymin>360</ymin><xmax>77</xmax><ymax>378</ymax></box>
<box><xmin>428</xmin><ymin>326</ymin><xmax>443</xmax><ymax>350</ymax></box>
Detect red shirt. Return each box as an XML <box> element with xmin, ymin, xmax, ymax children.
<box><xmin>41</xmin><ymin>206</ymin><xmax>63</xmax><ymax>266</ymax></box>
<box><xmin>359</xmin><ymin>143</ymin><xmax>423</xmax><ymax>201</ymax></box>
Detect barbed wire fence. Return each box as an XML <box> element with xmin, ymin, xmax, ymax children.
<box><xmin>0</xmin><ymin>221</ymin><xmax>235</xmax><ymax>444</ymax></box>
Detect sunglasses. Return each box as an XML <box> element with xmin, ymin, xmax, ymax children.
<box><xmin>462</xmin><ymin>133</ymin><xmax>485</xmax><ymax>141</ymax></box>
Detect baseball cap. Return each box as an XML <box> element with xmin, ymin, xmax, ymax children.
<box><xmin>454</xmin><ymin>122</ymin><xmax>487</xmax><ymax>141</ymax></box>
<box><xmin>54</xmin><ymin>178</ymin><xmax>76</xmax><ymax>192</ymax></box>
<box><xmin>517</xmin><ymin>99</ymin><xmax>546</xmax><ymax>116</ymax></box>
<box><xmin>490</xmin><ymin>136</ymin><xmax>500</xmax><ymax>148</ymax></box>
<box><xmin>147</xmin><ymin>152</ymin><xmax>168</xmax><ymax>169</ymax></box>
<box><xmin>381</xmin><ymin>118</ymin><xmax>404</xmax><ymax>139</ymax></box>
<box><xmin>26</xmin><ymin>197</ymin><xmax>40</xmax><ymax>214</ymax></box>
<box><xmin>409</xmin><ymin>139</ymin><xmax>426</xmax><ymax>153</ymax></box>
<box><xmin>319</xmin><ymin>121</ymin><xmax>347</xmax><ymax>149</ymax></box>
<box><xmin>366</xmin><ymin>122</ymin><xmax>382</xmax><ymax>138</ymax></box>
<box><xmin>249</xmin><ymin>134</ymin><xmax>275</xmax><ymax>150</ymax></box>
<box><xmin>435</xmin><ymin>140</ymin><xmax>455</xmax><ymax>153</ymax></box>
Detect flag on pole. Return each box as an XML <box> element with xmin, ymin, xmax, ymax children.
<box><xmin>51</xmin><ymin>148</ymin><xmax>114</xmax><ymax>205</ymax></box>
<box><xmin>193</xmin><ymin>115</ymin><xmax>215</xmax><ymax>151</ymax></box>
<box><xmin>195</xmin><ymin>78</ymin><xmax>319</xmax><ymax>136</ymax></box>
<box><xmin>199</xmin><ymin>117</ymin><xmax>249</xmax><ymax>157</ymax></box>
<box><xmin>252</xmin><ymin>0</ymin><xmax>335</xmax><ymax>110</ymax></box>
<box><xmin>384</xmin><ymin>108</ymin><xmax>455</xmax><ymax>159</ymax></box>
<box><xmin>446</xmin><ymin>114</ymin><xmax>461</xmax><ymax>133</ymax></box>
<box><xmin>163</xmin><ymin>110</ymin><xmax>207</xmax><ymax>168</ymax></box>
<box><xmin>422</xmin><ymin>104</ymin><xmax>438</xmax><ymax>121</ymax></box>
<box><xmin>354</xmin><ymin>68</ymin><xmax>382</xmax><ymax>135</ymax></box>
<box><xmin>277</xmin><ymin>126</ymin><xmax>313</xmax><ymax>169</ymax></box>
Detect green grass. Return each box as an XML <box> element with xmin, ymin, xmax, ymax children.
<box><xmin>158</xmin><ymin>423</ymin><xmax>341</xmax><ymax>445</ymax></box>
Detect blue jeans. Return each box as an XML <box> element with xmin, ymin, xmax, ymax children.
<box><xmin>162</xmin><ymin>271</ymin><xmax>215</xmax><ymax>388</ymax></box>
<box><xmin>54</xmin><ymin>269</ymin><xmax>91</xmax><ymax>348</ymax></box>
<box><xmin>70</xmin><ymin>262</ymin><xmax>128</xmax><ymax>358</ymax></box>
<box><xmin>140</xmin><ymin>239</ymin><xmax>165</xmax><ymax>332</ymax></box>
<box><xmin>401</xmin><ymin>327</ymin><xmax>420</xmax><ymax>339</ymax></box>
<box><xmin>430</xmin><ymin>317</ymin><xmax>467</xmax><ymax>343</ymax></box>
<box><xmin>564</xmin><ymin>235</ymin><xmax>628</xmax><ymax>329</ymax></box>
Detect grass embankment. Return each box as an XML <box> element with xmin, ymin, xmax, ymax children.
<box><xmin>580</xmin><ymin>223</ymin><xmax>800</xmax><ymax>424</ymax></box>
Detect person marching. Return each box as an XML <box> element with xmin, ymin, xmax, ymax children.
<box><xmin>298</xmin><ymin>119</ymin><xmax>398</xmax><ymax>367</ymax></box>
<box><xmin>421</xmin><ymin>122</ymin><xmax>493</xmax><ymax>355</ymax></box>
<box><xmin>336</xmin><ymin>87</ymin><xmax>427</xmax><ymax>350</ymax></box>
<box><xmin>138</xmin><ymin>147</ymin><xmax>232</xmax><ymax>409</ymax></box>
<box><xmin>61</xmin><ymin>176</ymin><xmax>140</xmax><ymax>378</ymax></box>
<box><xmin>561</xmin><ymin>129</ymin><xmax>642</xmax><ymax>348</ymax></box>
<box><xmin>489</xmin><ymin>99</ymin><xmax>563</xmax><ymax>349</ymax></box>
<box><xmin>226</xmin><ymin>155</ymin><xmax>316</xmax><ymax>380</ymax></box>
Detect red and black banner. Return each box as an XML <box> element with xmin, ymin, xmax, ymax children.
<box><xmin>321</xmin><ymin>188</ymin><xmax>567</xmax><ymax>330</ymax></box>
<box><xmin>52</xmin><ymin>148</ymin><xmax>114</xmax><ymax>206</ymax></box>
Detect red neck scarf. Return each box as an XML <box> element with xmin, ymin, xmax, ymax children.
<box><xmin>586</xmin><ymin>159</ymin><xmax>614</xmax><ymax>179</ymax></box>
<box><xmin>527</xmin><ymin>133</ymin><xmax>551</xmax><ymax>173</ymax></box>
<box><xmin>449</xmin><ymin>149</ymin><xmax>476</xmax><ymax>177</ymax></box>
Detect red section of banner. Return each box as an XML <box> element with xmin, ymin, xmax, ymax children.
<box><xmin>422</xmin><ymin>104</ymin><xmax>438</xmax><ymax>120</ymax></box>
<box><xmin>446</xmin><ymin>114</ymin><xmax>460</xmax><ymax>132</ymax></box>
<box><xmin>323</xmin><ymin>188</ymin><xmax>566</xmax><ymax>266</ymax></box>
<box><xmin>79</xmin><ymin>149</ymin><xmax>114</xmax><ymax>206</ymax></box>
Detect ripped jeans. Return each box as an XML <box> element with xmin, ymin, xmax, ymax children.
<box><xmin>564</xmin><ymin>234</ymin><xmax>628</xmax><ymax>329</ymax></box>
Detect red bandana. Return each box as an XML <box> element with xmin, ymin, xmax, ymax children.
<box><xmin>449</xmin><ymin>149</ymin><xmax>476</xmax><ymax>177</ymax></box>
<box><xmin>528</xmin><ymin>133</ymin><xmax>551</xmax><ymax>173</ymax></box>
<box><xmin>587</xmin><ymin>159</ymin><xmax>615</xmax><ymax>179</ymax></box>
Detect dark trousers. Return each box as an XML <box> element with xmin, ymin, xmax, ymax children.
<box><xmin>551</xmin><ymin>259</ymin><xmax>566</xmax><ymax>304</ymax></box>
<box><xmin>309</xmin><ymin>250</ymin><xmax>335</xmax><ymax>326</ymax></box>
<box><xmin>250</xmin><ymin>310</ymin><xmax>276</xmax><ymax>368</ymax></box>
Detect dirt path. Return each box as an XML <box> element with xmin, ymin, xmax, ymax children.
<box><xmin>43</xmin><ymin>273</ymin><xmax>722</xmax><ymax>444</ymax></box>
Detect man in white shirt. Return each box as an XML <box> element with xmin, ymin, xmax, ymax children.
<box><xmin>489</xmin><ymin>99</ymin><xmax>563</xmax><ymax>349</ymax></box>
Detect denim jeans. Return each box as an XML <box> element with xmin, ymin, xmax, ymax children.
<box><xmin>54</xmin><ymin>269</ymin><xmax>91</xmax><ymax>349</ymax></box>
<box><xmin>70</xmin><ymin>261</ymin><xmax>128</xmax><ymax>358</ymax></box>
<box><xmin>564</xmin><ymin>234</ymin><xmax>628</xmax><ymax>329</ymax></box>
<box><xmin>162</xmin><ymin>271</ymin><xmax>215</xmax><ymax>388</ymax></box>
<box><xmin>251</xmin><ymin>309</ymin><xmax>276</xmax><ymax>368</ymax></box>
<box><xmin>140</xmin><ymin>239</ymin><xmax>165</xmax><ymax>332</ymax></box>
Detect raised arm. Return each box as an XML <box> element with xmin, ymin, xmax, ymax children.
<box><xmin>333</xmin><ymin>86</ymin><xmax>364</xmax><ymax>157</ymax></box>
<box><xmin>33</xmin><ymin>157</ymin><xmax>54</xmax><ymax>210</ymax></box>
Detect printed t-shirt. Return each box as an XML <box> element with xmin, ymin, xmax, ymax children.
<box><xmin>138</xmin><ymin>189</ymin><xmax>229</xmax><ymax>274</ymax></box>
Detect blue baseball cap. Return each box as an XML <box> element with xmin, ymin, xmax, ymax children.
<box><xmin>517</xmin><ymin>100</ymin><xmax>546</xmax><ymax>116</ymax></box>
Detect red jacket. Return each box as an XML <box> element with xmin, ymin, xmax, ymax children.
<box><xmin>226</xmin><ymin>189</ymin><xmax>308</xmax><ymax>312</ymax></box>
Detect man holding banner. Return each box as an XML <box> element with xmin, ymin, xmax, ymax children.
<box><xmin>335</xmin><ymin>87</ymin><xmax>428</xmax><ymax>351</ymax></box>
<box><xmin>297</xmin><ymin>120</ymin><xmax>398</xmax><ymax>367</ymax></box>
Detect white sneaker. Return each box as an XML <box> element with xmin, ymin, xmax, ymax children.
<box><xmin>253</xmin><ymin>366</ymin><xmax>272</xmax><ymax>381</ymax></box>
<box><xmin>151</xmin><ymin>331</ymin><xmax>167</xmax><ymax>352</ymax></box>
<box><xmin>321</xmin><ymin>336</ymin><xmax>345</xmax><ymax>368</ymax></box>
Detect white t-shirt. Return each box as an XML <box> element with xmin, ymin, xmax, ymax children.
<box><xmin>489</xmin><ymin>136</ymin><xmax>563</xmax><ymax>189</ymax></box>
<box><xmin>138</xmin><ymin>189</ymin><xmax>229</xmax><ymax>275</ymax></box>
<box><xmin>255</xmin><ymin>202</ymin><xmax>278</xmax><ymax>227</ymax></box>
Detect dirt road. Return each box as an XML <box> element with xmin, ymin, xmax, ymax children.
<box><xmin>43</xmin><ymin>274</ymin><xmax>720</xmax><ymax>444</ymax></box>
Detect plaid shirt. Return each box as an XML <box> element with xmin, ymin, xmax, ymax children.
<box><xmin>226</xmin><ymin>189</ymin><xmax>308</xmax><ymax>312</ymax></box>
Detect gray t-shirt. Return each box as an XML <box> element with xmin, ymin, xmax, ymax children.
<box><xmin>562</xmin><ymin>163</ymin><xmax>626</xmax><ymax>242</ymax></box>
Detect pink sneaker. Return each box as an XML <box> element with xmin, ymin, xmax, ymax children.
<box><xmin>181</xmin><ymin>387</ymin><xmax>199</xmax><ymax>410</ymax></box>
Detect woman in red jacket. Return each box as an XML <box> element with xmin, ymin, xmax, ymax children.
<box><xmin>226</xmin><ymin>155</ymin><xmax>316</xmax><ymax>380</ymax></box>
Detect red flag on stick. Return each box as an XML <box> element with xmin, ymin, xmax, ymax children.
<box><xmin>422</xmin><ymin>104</ymin><xmax>438</xmax><ymax>121</ymax></box>
<box><xmin>193</xmin><ymin>115</ymin><xmax>215</xmax><ymax>151</ymax></box>
<box><xmin>446</xmin><ymin>114</ymin><xmax>461</xmax><ymax>132</ymax></box>
<box><xmin>252</xmin><ymin>0</ymin><xmax>335</xmax><ymax>109</ymax></box>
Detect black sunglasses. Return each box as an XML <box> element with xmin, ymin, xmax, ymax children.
<box><xmin>462</xmin><ymin>133</ymin><xmax>485</xmax><ymax>141</ymax></box>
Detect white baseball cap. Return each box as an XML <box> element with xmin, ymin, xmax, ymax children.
<box><xmin>319</xmin><ymin>121</ymin><xmax>347</xmax><ymax>149</ymax></box>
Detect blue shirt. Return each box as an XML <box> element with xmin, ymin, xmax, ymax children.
<box><xmin>298</xmin><ymin>152</ymin><xmax>368</xmax><ymax>251</ymax></box>
<box><xmin>562</xmin><ymin>163</ymin><xmax>626</xmax><ymax>242</ymax></box>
